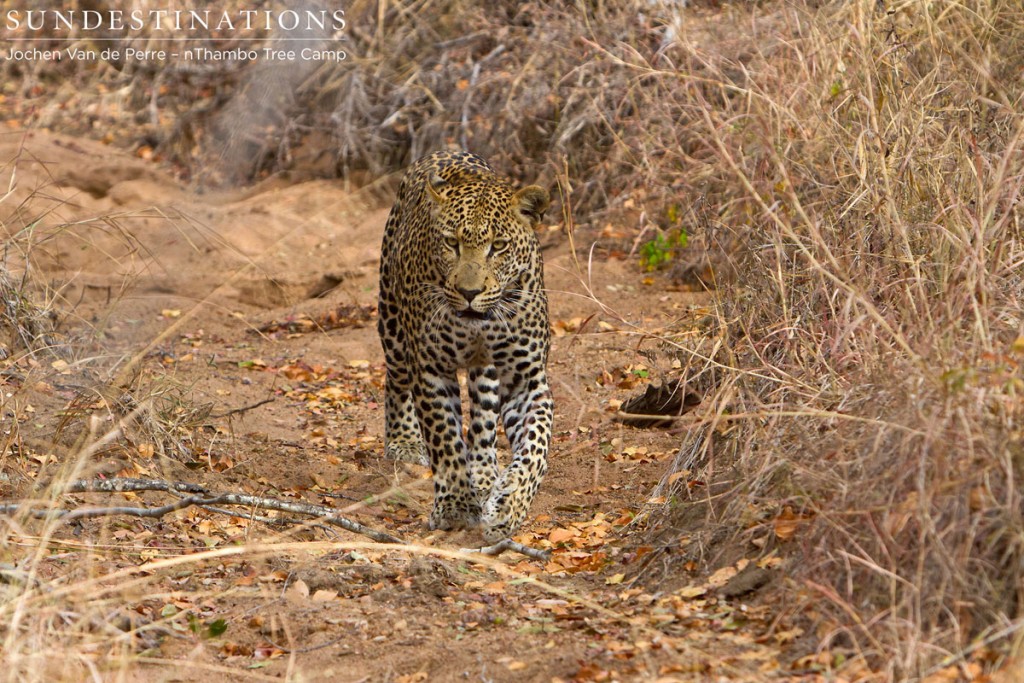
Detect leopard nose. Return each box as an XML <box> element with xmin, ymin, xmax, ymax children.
<box><xmin>458</xmin><ymin>286</ymin><xmax>483</xmax><ymax>304</ymax></box>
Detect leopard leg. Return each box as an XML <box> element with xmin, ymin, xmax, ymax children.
<box><xmin>482</xmin><ymin>363</ymin><xmax>553</xmax><ymax>542</ymax></box>
<box><xmin>415</xmin><ymin>370</ymin><xmax>481</xmax><ymax>530</ymax></box>
<box><xmin>466</xmin><ymin>365</ymin><xmax>500</xmax><ymax>505</ymax></box>
<box><xmin>383</xmin><ymin>369</ymin><xmax>427</xmax><ymax>465</ymax></box>
<box><xmin>379</xmin><ymin>279</ymin><xmax>427</xmax><ymax>465</ymax></box>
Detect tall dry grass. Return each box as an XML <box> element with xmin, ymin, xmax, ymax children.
<box><xmin>627</xmin><ymin>0</ymin><xmax>1024</xmax><ymax>677</ymax></box>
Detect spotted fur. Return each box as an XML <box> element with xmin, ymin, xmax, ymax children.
<box><xmin>377</xmin><ymin>150</ymin><xmax>553</xmax><ymax>542</ymax></box>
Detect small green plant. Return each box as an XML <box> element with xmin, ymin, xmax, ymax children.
<box><xmin>639</xmin><ymin>227</ymin><xmax>688</xmax><ymax>272</ymax></box>
<box><xmin>187</xmin><ymin>614</ymin><xmax>229</xmax><ymax>639</ymax></box>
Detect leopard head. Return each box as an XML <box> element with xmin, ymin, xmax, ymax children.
<box><xmin>426</xmin><ymin>173</ymin><xmax>549</xmax><ymax>321</ymax></box>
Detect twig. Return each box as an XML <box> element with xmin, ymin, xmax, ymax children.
<box><xmin>194</xmin><ymin>504</ymin><xmax>341</xmax><ymax>539</ymax></box>
<box><xmin>193</xmin><ymin>504</ymin><xmax>291</xmax><ymax>526</ymax></box>
<box><xmin>267</xmin><ymin>635</ymin><xmax>351</xmax><ymax>655</ymax></box>
<box><xmin>210</xmin><ymin>397</ymin><xmax>276</xmax><ymax>419</ymax></box>
<box><xmin>614</xmin><ymin>409</ymin><xmax>686</xmax><ymax>423</ymax></box>
<box><xmin>0</xmin><ymin>563</ymin><xmax>42</xmax><ymax>587</ymax></box>
<box><xmin>460</xmin><ymin>538</ymin><xmax>551</xmax><ymax>562</ymax></box>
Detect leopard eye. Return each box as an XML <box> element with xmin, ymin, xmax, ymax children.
<box><xmin>443</xmin><ymin>236</ymin><xmax>459</xmax><ymax>250</ymax></box>
<box><xmin>491</xmin><ymin>239</ymin><xmax>509</xmax><ymax>254</ymax></box>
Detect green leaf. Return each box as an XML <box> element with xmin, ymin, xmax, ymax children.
<box><xmin>206</xmin><ymin>619</ymin><xmax>228</xmax><ymax>637</ymax></box>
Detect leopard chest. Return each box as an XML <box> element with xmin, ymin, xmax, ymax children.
<box><xmin>404</xmin><ymin>310</ymin><xmax>502</xmax><ymax>371</ymax></box>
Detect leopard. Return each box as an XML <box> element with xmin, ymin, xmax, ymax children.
<box><xmin>377</xmin><ymin>150</ymin><xmax>553</xmax><ymax>542</ymax></box>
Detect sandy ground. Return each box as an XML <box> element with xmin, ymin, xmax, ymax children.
<box><xmin>0</xmin><ymin>130</ymin><xmax>787</xmax><ymax>682</ymax></box>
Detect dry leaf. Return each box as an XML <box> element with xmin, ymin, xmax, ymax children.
<box><xmin>707</xmin><ymin>565</ymin><xmax>738</xmax><ymax>587</ymax></box>
<box><xmin>548</xmin><ymin>527</ymin><xmax>576</xmax><ymax>544</ymax></box>
<box><xmin>312</xmin><ymin>589</ymin><xmax>338</xmax><ymax>602</ymax></box>
<box><xmin>773</xmin><ymin>506</ymin><xmax>803</xmax><ymax>541</ymax></box>
<box><xmin>677</xmin><ymin>585</ymin><xmax>706</xmax><ymax>599</ymax></box>
<box><xmin>395</xmin><ymin>673</ymin><xmax>428</xmax><ymax>683</ymax></box>
<box><xmin>286</xmin><ymin>578</ymin><xmax>310</xmax><ymax>601</ymax></box>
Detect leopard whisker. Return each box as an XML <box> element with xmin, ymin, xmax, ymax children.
<box><xmin>490</xmin><ymin>303</ymin><xmax>513</xmax><ymax>335</ymax></box>
<box><xmin>413</xmin><ymin>282</ymin><xmax>451</xmax><ymax>338</ymax></box>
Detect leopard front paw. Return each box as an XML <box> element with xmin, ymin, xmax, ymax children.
<box><xmin>481</xmin><ymin>463</ymin><xmax>546</xmax><ymax>542</ymax></box>
<box><xmin>429</xmin><ymin>497</ymin><xmax>482</xmax><ymax>532</ymax></box>
<box><xmin>481</xmin><ymin>488</ymin><xmax>528</xmax><ymax>543</ymax></box>
<box><xmin>385</xmin><ymin>439</ymin><xmax>428</xmax><ymax>466</ymax></box>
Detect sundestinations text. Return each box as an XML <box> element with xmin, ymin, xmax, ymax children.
<box><xmin>4</xmin><ymin>9</ymin><xmax>346</xmax><ymax>32</ymax></box>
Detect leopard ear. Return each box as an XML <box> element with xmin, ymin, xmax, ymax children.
<box><xmin>513</xmin><ymin>185</ymin><xmax>549</xmax><ymax>227</ymax></box>
<box><xmin>426</xmin><ymin>173</ymin><xmax>448</xmax><ymax>204</ymax></box>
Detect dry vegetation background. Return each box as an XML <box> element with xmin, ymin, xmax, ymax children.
<box><xmin>2</xmin><ymin>0</ymin><xmax>1024</xmax><ymax>680</ymax></box>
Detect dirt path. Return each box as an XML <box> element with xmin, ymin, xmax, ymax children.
<box><xmin>1</xmin><ymin>131</ymin><xmax>788</xmax><ymax>682</ymax></box>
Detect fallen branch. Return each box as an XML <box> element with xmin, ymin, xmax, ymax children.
<box><xmin>61</xmin><ymin>478</ymin><xmax>207</xmax><ymax>495</ymax></box>
<box><xmin>5</xmin><ymin>478</ymin><xmax>405</xmax><ymax>545</ymax></box>
<box><xmin>7</xmin><ymin>478</ymin><xmax>553</xmax><ymax>560</ymax></box>
<box><xmin>460</xmin><ymin>538</ymin><xmax>551</xmax><ymax>562</ymax></box>
<box><xmin>0</xmin><ymin>497</ymin><xmax>208</xmax><ymax>521</ymax></box>
<box><xmin>177</xmin><ymin>491</ymin><xmax>405</xmax><ymax>544</ymax></box>
<box><xmin>267</xmin><ymin>635</ymin><xmax>350</xmax><ymax>655</ymax></box>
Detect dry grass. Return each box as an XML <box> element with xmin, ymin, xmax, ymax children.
<box><xmin>0</xmin><ymin>173</ymin><xmax>222</xmax><ymax>681</ymax></box>
<box><xmin>632</xmin><ymin>0</ymin><xmax>1024</xmax><ymax>677</ymax></box>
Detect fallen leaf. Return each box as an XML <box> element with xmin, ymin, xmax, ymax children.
<box><xmin>707</xmin><ymin>565</ymin><xmax>738</xmax><ymax>588</ymax></box>
<box><xmin>286</xmin><ymin>578</ymin><xmax>310</xmax><ymax>600</ymax></box>
<box><xmin>677</xmin><ymin>585</ymin><xmax>706</xmax><ymax>598</ymax></box>
<box><xmin>548</xmin><ymin>527</ymin><xmax>577</xmax><ymax>544</ymax></box>
<box><xmin>312</xmin><ymin>589</ymin><xmax>338</xmax><ymax>602</ymax></box>
<box><xmin>773</xmin><ymin>506</ymin><xmax>804</xmax><ymax>541</ymax></box>
<box><xmin>395</xmin><ymin>673</ymin><xmax>428</xmax><ymax>683</ymax></box>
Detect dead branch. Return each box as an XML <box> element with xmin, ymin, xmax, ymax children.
<box><xmin>182</xmin><ymin>492</ymin><xmax>405</xmax><ymax>544</ymax></box>
<box><xmin>460</xmin><ymin>538</ymin><xmax>551</xmax><ymax>562</ymax></box>
<box><xmin>61</xmin><ymin>478</ymin><xmax>207</xmax><ymax>495</ymax></box>
<box><xmin>194</xmin><ymin>504</ymin><xmax>293</xmax><ymax>526</ymax></box>
<box><xmin>0</xmin><ymin>498</ymin><xmax>204</xmax><ymax>521</ymax></box>
<box><xmin>6</xmin><ymin>478</ymin><xmax>405</xmax><ymax>545</ymax></box>
<box><xmin>8</xmin><ymin>478</ymin><xmax>551</xmax><ymax>560</ymax></box>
